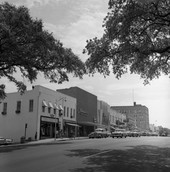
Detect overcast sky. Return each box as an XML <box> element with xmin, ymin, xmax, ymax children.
<box><xmin>1</xmin><ymin>0</ymin><xmax>170</xmax><ymax>128</ymax></box>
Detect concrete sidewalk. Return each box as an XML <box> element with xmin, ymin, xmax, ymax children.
<box><xmin>0</xmin><ymin>137</ymin><xmax>88</xmax><ymax>148</ymax></box>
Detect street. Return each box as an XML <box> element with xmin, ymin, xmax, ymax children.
<box><xmin>0</xmin><ymin>137</ymin><xmax>170</xmax><ymax>172</ymax></box>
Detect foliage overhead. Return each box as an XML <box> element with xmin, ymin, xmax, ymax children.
<box><xmin>0</xmin><ymin>2</ymin><xmax>85</xmax><ymax>100</ymax></box>
<box><xmin>84</xmin><ymin>0</ymin><xmax>170</xmax><ymax>84</ymax></box>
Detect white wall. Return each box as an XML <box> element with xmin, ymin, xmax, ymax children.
<box><xmin>0</xmin><ymin>85</ymin><xmax>77</xmax><ymax>142</ymax></box>
<box><xmin>0</xmin><ymin>89</ymin><xmax>39</xmax><ymax>142</ymax></box>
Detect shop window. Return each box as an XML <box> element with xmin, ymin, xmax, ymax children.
<box><xmin>16</xmin><ymin>101</ymin><xmax>21</xmax><ymax>114</ymax></box>
<box><xmin>1</xmin><ymin>102</ymin><xmax>7</xmax><ymax>115</ymax></box>
<box><xmin>29</xmin><ymin>99</ymin><xmax>34</xmax><ymax>112</ymax></box>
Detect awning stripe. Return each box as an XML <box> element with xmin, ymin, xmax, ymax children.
<box><xmin>48</xmin><ymin>102</ymin><xmax>54</xmax><ymax>108</ymax></box>
<box><xmin>42</xmin><ymin>100</ymin><xmax>48</xmax><ymax>107</ymax></box>
<box><xmin>66</xmin><ymin>123</ymin><xmax>81</xmax><ymax>127</ymax></box>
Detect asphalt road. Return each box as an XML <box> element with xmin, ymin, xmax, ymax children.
<box><xmin>0</xmin><ymin>136</ymin><xmax>170</xmax><ymax>172</ymax></box>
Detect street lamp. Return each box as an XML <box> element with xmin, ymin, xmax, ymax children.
<box><xmin>54</xmin><ymin>97</ymin><xmax>66</xmax><ymax>141</ymax></box>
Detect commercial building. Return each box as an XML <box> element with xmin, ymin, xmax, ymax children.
<box><xmin>0</xmin><ymin>85</ymin><xmax>77</xmax><ymax>142</ymax></box>
<box><xmin>97</xmin><ymin>100</ymin><xmax>110</xmax><ymax>130</ymax></box>
<box><xmin>111</xmin><ymin>102</ymin><xmax>149</xmax><ymax>131</ymax></box>
<box><xmin>57</xmin><ymin>87</ymin><xmax>97</xmax><ymax>136</ymax></box>
<box><xmin>109</xmin><ymin>108</ymin><xmax>127</xmax><ymax>131</ymax></box>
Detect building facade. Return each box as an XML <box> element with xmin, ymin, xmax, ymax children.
<box><xmin>111</xmin><ymin>102</ymin><xmax>149</xmax><ymax>131</ymax></box>
<box><xmin>109</xmin><ymin>108</ymin><xmax>127</xmax><ymax>130</ymax></box>
<box><xmin>97</xmin><ymin>100</ymin><xmax>110</xmax><ymax>130</ymax></box>
<box><xmin>57</xmin><ymin>87</ymin><xmax>97</xmax><ymax>136</ymax></box>
<box><xmin>0</xmin><ymin>85</ymin><xmax>77</xmax><ymax>142</ymax></box>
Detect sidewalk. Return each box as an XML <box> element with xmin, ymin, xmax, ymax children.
<box><xmin>0</xmin><ymin>137</ymin><xmax>88</xmax><ymax>148</ymax></box>
<box><xmin>27</xmin><ymin>136</ymin><xmax>88</xmax><ymax>145</ymax></box>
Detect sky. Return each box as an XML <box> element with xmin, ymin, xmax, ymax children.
<box><xmin>1</xmin><ymin>0</ymin><xmax>170</xmax><ymax>128</ymax></box>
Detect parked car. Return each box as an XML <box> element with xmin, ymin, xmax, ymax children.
<box><xmin>130</xmin><ymin>131</ymin><xmax>141</xmax><ymax>137</ymax></box>
<box><xmin>0</xmin><ymin>136</ymin><xmax>13</xmax><ymax>145</ymax></box>
<box><xmin>88</xmin><ymin>132</ymin><xmax>103</xmax><ymax>138</ymax></box>
<box><xmin>125</xmin><ymin>131</ymin><xmax>133</xmax><ymax>137</ymax></box>
<box><xmin>0</xmin><ymin>136</ymin><xmax>6</xmax><ymax>145</ymax></box>
<box><xmin>111</xmin><ymin>130</ymin><xmax>127</xmax><ymax>138</ymax></box>
<box><xmin>95</xmin><ymin>128</ymin><xmax>109</xmax><ymax>138</ymax></box>
<box><xmin>5</xmin><ymin>138</ymin><xmax>13</xmax><ymax>145</ymax></box>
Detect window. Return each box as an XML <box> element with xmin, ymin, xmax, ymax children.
<box><xmin>70</xmin><ymin>108</ymin><xmax>72</xmax><ymax>118</ymax></box>
<box><xmin>42</xmin><ymin>106</ymin><xmax>45</xmax><ymax>113</ymax></box>
<box><xmin>73</xmin><ymin>109</ymin><xmax>75</xmax><ymax>118</ymax></box>
<box><xmin>54</xmin><ymin>108</ymin><xmax>56</xmax><ymax>115</ymax></box>
<box><xmin>16</xmin><ymin>101</ymin><xmax>21</xmax><ymax>113</ymax></box>
<box><xmin>64</xmin><ymin>106</ymin><xmax>66</xmax><ymax>116</ymax></box>
<box><xmin>67</xmin><ymin>107</ymin><xmax>69</xmax><ymax>117</ymax></box>
<box><xmin>2</xmin><ymin>102</ymin><xmax>7</xmax><ymax>115</ymax></box>
<box><xmin>42</xmin><ymin>100</ymin><xmax>47</xmax><ymax>112</ymax></box>
<box><xmin>48</xmin><ymin>102</ymin><xmax>53</xmax><ymax>114</ymax></box>
<box><xmin>48</xmin><ymin>107</ymin><xmax>51</xmax><ymax>114</ymax></box>
<box><xmin>29</xmin><ymin>99</ymin><xmax>34</xmax><ymax>112</ymax></box>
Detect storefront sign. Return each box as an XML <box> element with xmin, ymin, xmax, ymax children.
<box><xmin>41</xmin><ymin>116</ymin><xmax>59</xmax><ymax>123</ymax></box>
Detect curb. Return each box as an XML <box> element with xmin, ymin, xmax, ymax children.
<box><xmin>0</xmin><ymin>137</ymin><xmax>88</xmax><ymax>148</ymax></box>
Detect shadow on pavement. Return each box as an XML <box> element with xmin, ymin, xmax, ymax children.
<box><xmin>0</xmin><ymin>141</ymin><xmax>73</xmax><ymax>153</ymax></box>
<box><xmin>67</xmin><ymin>145</ymin><xmax>170</xmax><ymax>172</ymax></box>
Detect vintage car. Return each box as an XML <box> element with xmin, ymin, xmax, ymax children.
<box><xmin>0</xmin><ymin>136</ymin><xmax>6</xmax><ymax>145</ymax></box>
<box><xmin>0</xmin><ymin>136</ymin><xmax>13</xmax><ymax>145</ymax></box>
<box><xmin>111</xmin><ymin>129</ymin><xmax>127</xmax><ymax>138</ymax></box>
<box><xmin>88</xmin><ymin>128</ymin><xmax>110</xmax><ymax>139</ymax></box>
<box><xmin>88</xmin><ymin>132</ymin><xmax>103</xmax><ymax>138</ymax></box>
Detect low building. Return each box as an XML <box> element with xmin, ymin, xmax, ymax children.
<box><xmin>57</xmin><ymin>87</ymin><xmax>97</xmax><ymax>136</ymax></box>
<box><xmin>110</xmin><ymin>108</ymin><xmax>127</xmax><ymax>131</ymax></box>
<box><xmin>0</xmin><ymin>85</ymin><xmax>77</xmax><ymax>142</ymax></box>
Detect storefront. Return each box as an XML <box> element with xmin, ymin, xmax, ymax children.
<box><xmin>64</xmin><ymin>121</ymin><xmax>80</xmax><ymax>137</ymax></box>
<box><xmin>40</xmin><ymin>116</ymin><xmax>59</xmax><ymax>139</ymax></box>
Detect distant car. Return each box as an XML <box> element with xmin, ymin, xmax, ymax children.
<box><xmin>0</xmin><ymin>137</ymin><xmax>6</xmax><ymax>145</ymax></box>
<box><xmin>5</xmin><ymin>138</ymin><xmax>13</xmax><ymax>145</ymax></box>
<box><xmin>111</xmin><ymin>131</ymin><xmax>127</xmax><ymax>138</ymax></box>
<box><xmin>160</xmin><ymin>133</ymin><xmax>167</xmax><ymax>137</ymax></box>
<box><xmin>0</xmin><ymin>137</ymin><xmax>13</xmax><ymax>145</ymax></box>
<box><xmin>125</xmin><ymin>131</ymin><xmax>133</xmax><ymax>137</ymax></box>
<box><xmin>131</xmin><ymin>131</ymin><xmax>141</xmax><ymax>137</ymax></box>
<box><xmin>88</xmin><ymin>132</ymin><xmax>102</xmax><ymax>139</ymax></box>
<box><xmin>95</xmin><ymin>128</ymin><xmax>109</xmax><ymax>138</ymax></box>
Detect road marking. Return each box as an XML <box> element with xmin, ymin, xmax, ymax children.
<box><xmin>84</xmin><ymin>150</ymin><xmax>112</xmax><ymax>159</ymax></box>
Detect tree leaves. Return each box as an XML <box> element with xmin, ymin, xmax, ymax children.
<box><xmin>84</xmin><ymin>0</ymin><xmax>170</xmax><ymax>83</ymax></box>
<box><xmin>0</xmin><ymin>2</ymin><xmax>85</xmax><ymax>100</ymax></box>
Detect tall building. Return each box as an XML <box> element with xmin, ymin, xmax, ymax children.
<box><xmin>111</xmin><ymin>102</ymin><xmax>149</xmax><ymax>131</ymax></box>
<box><xmin>57</xmin><ymin>87</ymin><xmax>97</xmax><ymax>136</ymax></box>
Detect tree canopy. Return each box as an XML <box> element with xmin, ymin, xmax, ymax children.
<box><xmin>0</xmin><ymin>2</ymin><xmax>85</xmax><ymax>99</ymax></box>
<box><xmin>84</xmin><ymin>0</ymin><xmax>170</xmax><ymax>84</ymax></box>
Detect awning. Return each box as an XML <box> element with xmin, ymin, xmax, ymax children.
<box><xmin>42</xmin><ymin>100</ymin><xmax>48</xmax><ymax>107</ymax></box>
<box><xmin>58</xmin><ymin>105</ymin><xmax>63</xmax><ymax>111</ymax></box>
<box><xmin>54</xmin><ymin>104</ymin><xmax>59</xmax><ymax>109</ymax></box>
<box><xmin>66</xmin><ymin>123</ymin><xmax>81</xmax><ymax>127</ymax></box>
<box><xmin>78</xmin><ymin>121</ymin><xmax>104</xmax><ymax>127</ymax></box>
<box><xmin>48</xmin><ymin>102</ymin><xmax>54</xmax><ymax>108</ymax></box>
